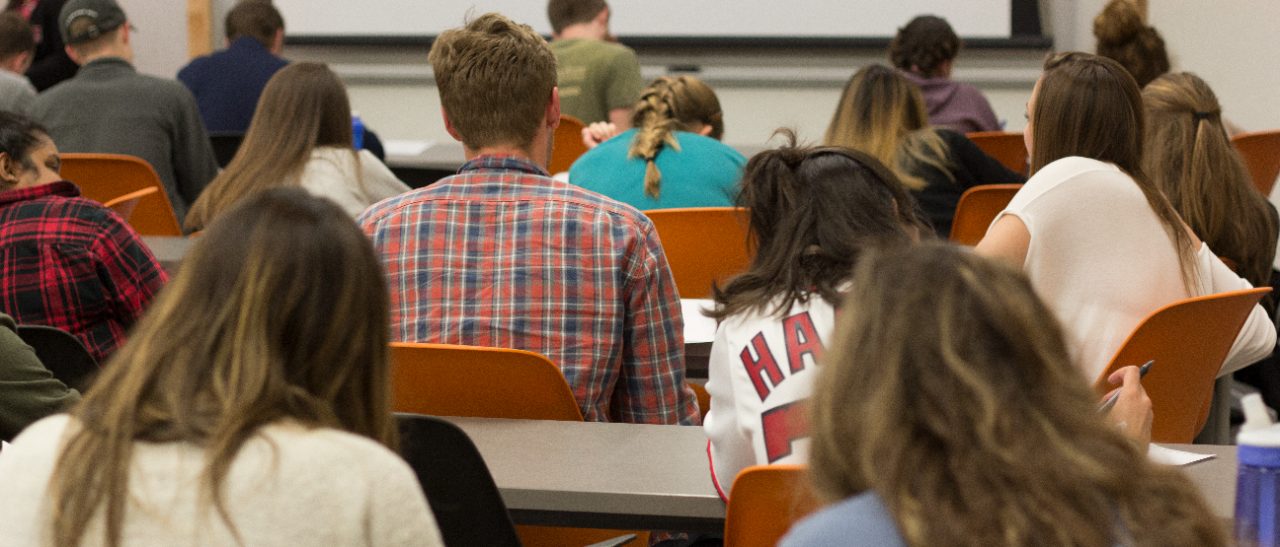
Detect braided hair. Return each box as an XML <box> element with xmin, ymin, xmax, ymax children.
<box><xmin>627</xmin><ymin>76</ymin><xmax>724</xmax><ymax>198</ymax></box>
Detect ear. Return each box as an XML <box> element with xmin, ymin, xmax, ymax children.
<box><xmin>546</xmin><ymin>87</ymin><xmax>561</xmax><ymax>130</ymax></box>
<box><xmin>11</xmin><ymin>50</ymin><xmax>31</xmax><ymax>73</ymax></box>
<box><xmin>271</xmin><ymin>28</ymin><xmax>285</xmax><ymax>55</ymax></box>
<box><xmin>441</xmin><ymin>107</ymin><xmax>463</xmax><ymax>142</ymax></box>
<box><xmin>0</xmin><ymin>153</ymin><xmax>20</xmax><ymax>184</ymax></box>
<box><xmin>119</xmin><ymin>23</ymin><xmax>130</xmax><ymax>44</ymax></box>
<box><xmin>64</xmin><ymin>45</ymin><xmax>83</xmax><ymax>65</ymax></box>
<box><xmin>697</xmin><ymin>124</ymin><xmax>714</xmax><ymax>137</ymax></box>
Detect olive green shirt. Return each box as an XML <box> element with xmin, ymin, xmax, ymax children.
<box><xmin>550</xmin><ymin>38</ymin><xmax>643</xmax><ymax>124</ymax></box>
<box><xmin>0</xmin><ymin>313</ymin><xmax>79</xmax><ymax>442</ymax></box>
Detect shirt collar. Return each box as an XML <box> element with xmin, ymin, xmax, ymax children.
<box><xmin>0</xmin><ymin>181</ymin><xmax>81</xmax><ymax>207</ymax></box>
<box><xmin>79</xmin><ymin>57</ymin><xmax>136</xmax><ymax>76</ymax></box>
<box><xmin>457</xmin><ymin>155</ymin><xmax>549</xmax><ymax>177</ymax></box>
<box><xmin>228</xmin><ymin>36</ymin><xmax>271</xmax><ymax>54</ymax></box>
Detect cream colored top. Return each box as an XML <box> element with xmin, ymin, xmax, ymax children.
<box><xmin>995</xmin><ymin>156</ymin><xmax>1276</xmax><ymax>380</ymax></box>
<box><xmin>298</xmin><ymin>147</ymin><xmax>411</xmax><ymax>218</ymax></box>
<box><xmin>0</xmin><ymin>415</ymin><xmax>443</xmax><ymax>547</ymax></box>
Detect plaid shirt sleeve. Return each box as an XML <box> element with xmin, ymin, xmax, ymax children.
<box><xmin>611</xmin><ymin>218</ymin><xmax>701</xmax><ymax>426</ymax></box>
<box><xmin>88</xmin><ymin>210</ymin><xmax>168</xmax><ymax>326</ymax></box>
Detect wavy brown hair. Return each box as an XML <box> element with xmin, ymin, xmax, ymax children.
<box><xmin>709</xmin><ymin>130</ymin><xmax>928</xmax><ymax>321</ymax></box>
<box><xmin>809</xmin><ymin>243</ymin><xmax>1226</xmax><ymax>547</ymax></box>
<box><xmin>888</xmin><ymin>15</ymin><xmax>960</xmax><ymax>78</ymax></box>
<box><xmin>1093</xmin><ymin>0</ymin><xmax>1169</xmax><ymax>88</ymax></box>
<box><xmin>1142</xmin><ymin>72</ymin><xmax>1277</xmax><ymax>289</ymax></box>
<box><xmin>47</xmin><ymin>188</ymin><xmax>395</xmax><ymax>547</ymax></box>
<box><xmin>185</xmin><ymin>62</ymin><xmax>357</xmax><ymax>231</ymax></box>
<box><xmin>627</xmin><ymin>75</ymin><xmax>725</xmax><ymax>198</ymax></box>
<box><xmin>825</xmin><ymin>64</ymin><xmax>953</xmax><ymax>191</ymax></box>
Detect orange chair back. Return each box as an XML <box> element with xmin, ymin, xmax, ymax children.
<box><xmin>1092</xmin><ymin>287</ymin><xmax>1271</xmax><ymax>443</ymax></box>
<box><xmin>390</xmin><ymin>342</ymin><xmax>583</xmax><ymax>421</ymax></box>
<box><xmin>1232</xmin><ymin>129</ymin><xmax>1280</xmax><ymax>196</ymax></box>
<box><xmin>646</xmin><ymin>207</ymin><xmax>752</xmax><ymax>299</ymax></box>
<box><xmin>549</xmin><ymin>114</ymin><xmax>589</xmax><ymax>175</ymax></box>
<box><xmin>949</xmin><ymin>184</ymin><xmax>1021</xmax><ymax>246</ymax></box>
<box><xmin>724</xmin><ymin>465</ymin><xmax>817</xmax><ymax>547</ymax></box>
<box><xmin>60</xmin><ymin>153</ymin><xmax>182</xmax><ymax>236</ymax></box>
<box><xmin>966</xmin><ymin>131</ymin><xmax>1027</xmax><ymax>174</ymax></box>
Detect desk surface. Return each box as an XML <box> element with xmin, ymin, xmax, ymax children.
<box><xmin>443</xmin><ymin>416</ymin><xmax>1237</xmax><ymax>532</ymax></box>
<box><xmin>141</xmin><ymin>236</ymin><xmax>193</xmax><ymax>274</ymax></box>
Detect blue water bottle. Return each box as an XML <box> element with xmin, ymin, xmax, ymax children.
<box><xmin>1236</xmin><ymin>394</ymin><xmax>1280</xmax><ymax>547</ymax></box>
<box><xmin>351</xmin><ymin>111</ymin><xmax>365</xmax><ymax>150</ymax></box>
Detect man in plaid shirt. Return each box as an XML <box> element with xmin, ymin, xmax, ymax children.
<box><xmin>359</xmin><ymin>13</ymin><xmax>698</xmax><ymax>426</ymax></box>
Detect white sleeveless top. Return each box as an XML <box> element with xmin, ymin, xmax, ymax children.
<box><xmin>994</xmin><ymin>156</ymin><xmax>1275</xmax><ymax>381</ymax></box>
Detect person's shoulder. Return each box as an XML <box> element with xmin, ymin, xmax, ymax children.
<box><xmin>780</xmin><ymin>492</ymin><xmax>906</xmax><ymax>547</ymax></box>
<box><xmin>3</xmin><ymin>414</ymin><xmax>73</xmax><ymax>454</ymax></box>
<box><xmin>258</xmin><ymin>424</ymin><xmax>410</xmax><ymax>476</ymax></box>
<box><xmin>675</xmin><ymin>132</ymin><xmax>747</xmax><ymax>163</ymax></box>
<box><xmin>1033</xmin><ymin>156</ymin><xmax>1124</xmax><ymax>185</ymax></box>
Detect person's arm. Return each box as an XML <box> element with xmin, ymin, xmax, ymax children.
<box><xmin>1203</xmin><ymin>250</ymin><xmax>1279</xmax><ymax>376</ymax></box>
<box><xmin>612</xmin><ymin>220</ymin><xmax>701</xmax><ymax>426</ymax></box>
<box><xmin>364</xmin><ymin>451</ymin><xmax>445</xmax><ymax>546</ymax></box>
<box><xmin>974</xmin><ymin>214</ymin><xmax>1031</xmax><ymax>268</ymax></box>
<box><xmin>1102</xmin><ymin>365</ymin><xmax>1152</xmax><ymax>447</ymax></box>
<box><xmin>357</xmin><ymin>149</ymin><xmax>411</xmax><ymax>202</ymax></box>
<box><xmin>944</xmin><ymin>130</ymin><xmax>1026</xmax><ymax>187</ymax></box>
<box><xmin>0</xmin><ymin>315</ymin><xmax>79</xmax><ymax>442</ymax></box>
<box><xmin>90</xmin><ymin>209</ymin><xmax>168</xmax><ymax>327</ymax></box>
<box><xmin>170</xmin><ymin>86</ymin><xmax>219</xmax><ymax>208</ymax></box>
<box><xmin>703</xmin><ymin>320</ymin><xmax>755</xmax><ymax>500</ymax></box>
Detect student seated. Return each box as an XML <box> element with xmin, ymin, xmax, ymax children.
<box><xmin>0</xmin><ymin>311</ymin><xmax>78</xmax><ymax>442</ymax></box>
<box><xmin>825</xmin><ymin>64</ymin><xmax>1024</xmax><ymax>236</ymax></box>
<box><xmin>0</xmin><ymin>188</ymin><xmax>444</xmax><ymax>546</ymax></box>
<box><xmin>570</xmin><ymin>75</ymin><xmax>745</xmax><ymax>210</ymax></box>
<box><xmin>976</xmin><ymin>52</ymin><xmax>1275</xmax><ymax>381</ymax></box>
<box><xmin>0</xmin><ymin>111</ymin><xmax>166</xmax><ymax>363</ymax></box>
<box><xmin>185</xmin><ymin>62</ymin><xmax>409</xmax><ymax>230</ymax></box>
<box><xmin>781</xmin><ymin>244</ymin><xmax>1222</xmax><ymax>547</ymax></box>
<box><xmin>889</xmin><ymin>15</ymin><xmax>1000</xmax><ymax>133</ymax></box>
<box><xmin>704</xmin><ymin>133</ymin><xmax>928</xmax><ymax>497</ymax></box>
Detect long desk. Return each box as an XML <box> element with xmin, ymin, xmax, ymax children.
<box><xmin>386</xmin><ymin>140</ymin><xmax>768</xmax><ymax>175</ymax></box>
<box><xmin>444</xmin><ymin>416</ymin><xmax>1238</xmax><ymax>532</ymax></box>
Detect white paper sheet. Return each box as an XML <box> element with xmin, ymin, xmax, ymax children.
<box><xmin>1149</xmin><ymin>444</ymin><xmax>1216</xmax><ymax>466</ymax></box>
<box><xmin>383</xmin><ymin>139</ymin><xmax>435</xmax><ymax>157</ymax></box>
<box><xmin>682</xmin><ymin>299</ymin><xmax>717</xmax><ymax>344</ymax></box>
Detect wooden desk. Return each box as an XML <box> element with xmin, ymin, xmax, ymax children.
<box><xmin>441</xmin><ymin>417</ymin><xmax>1239</xmax><ymax>533</ymax></box>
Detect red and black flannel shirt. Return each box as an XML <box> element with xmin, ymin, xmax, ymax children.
<box><xmin>0</xmin><ymin>181</ymin><xmax>167</xmax><ymax>363</ymax></box>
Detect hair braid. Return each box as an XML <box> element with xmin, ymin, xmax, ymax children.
<box><xmin>628</xmin><ymin>79</ymin><xmax>684</xmax><ymax>198</ymax></box>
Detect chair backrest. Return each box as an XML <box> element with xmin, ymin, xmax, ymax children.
<box><xmin>208</xmin><ymin>132</ymin><xmax>245</xmax><ymax>168</ymax></box>
<box><xmin>102</xmin><ymin>186</ymin><xmax>160</xmax><ymax>222</ymax></box>
<box><xmin>390</xmin><ymin>342</ymin><xmax>584</xmax><ymax>421</ymax></box>
<box><xmin>549</xmin><ymin>114</ymin><xmax>589</xmax><ymax>175</ymax></box>
<box><xmin>1231</xmin><ymin>129</ymin><xmax>1280</xmax><ymax>196</ymax></box>
<box><xmin>948</xmin><ymin>184</ymin><xmax>1022</xmax><ymax>246</ymax></box>
<box><xmin>724</xmin><ymin>465</ymin><xmax>816</xmax><ymax>547</ymax></box>
<box><xmin>395</xmin><ymin>413</ymin><xmax>523</xmax><ymax>547</ymax></box>
<box><xmin>14</xmin><ymin>325</ymin><xmax>98</xmax><ymax>392</ymax></box>
<box><xmin>60</xmin><ymin>153</ymin><xmax>182</xmax><ymax>236</ymax></box>
<box><xmin>1092</xmin><ymin>287</ymin><xmax>1271</xmax><ymax>443</ymax></box>
<box><xmin>645</xmin><ymin>207</ymin><xmax>753</xmax><ymax>299</ymax></box>
<box><xmin>965</xmin><ymin>131</ymin><xmax>1027</xmax><ymax>174</ymax></box>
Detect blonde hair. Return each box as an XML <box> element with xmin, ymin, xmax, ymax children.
<box><xmin>824</xmin><ymin>64</ymin><xmax>952</xmax><ymax>191</ymax></box>
<box><xmin>428</xmin><ymin>13</ymin><xmax>557</xmax><ymax>152</ymax></box>
<box><xmin>627</xmin><ymin>75</ymin><xmax>724</xmax><ymax>198</ymax></box>
<box><xmin>1142</xmin><ymin>72</ymin><xmax>1277</xmax><ymax>289</ymax></box>
<box><xmin>48</xmin><ymin>188</ymin><xmax>396</xmax><ymax>547</ymax></box>
<box><xmin>809</xmin><ymin>243</ymin><xmax>1226</xmax><ymax>547</ymax></box>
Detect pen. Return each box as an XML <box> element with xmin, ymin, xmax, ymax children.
<box><xmin>1098</xmin><ymin>360</ymin><xmax>1154</xmax><ymax>414</ymax></box>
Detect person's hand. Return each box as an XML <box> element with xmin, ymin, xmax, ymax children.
<box><xmin>581</xmin><ymin>122</ymin><xmax>620</xmax><ymax>149</ymax></box>
<box><xmin>1103</xmin><ymin>365</ymin><xmax>1153</xmax><ymax>448</ymax></box>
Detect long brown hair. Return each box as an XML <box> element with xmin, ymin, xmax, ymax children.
<box><xmin>1093</xmin><ymin>0</ymin><xmax>1169</xmax><ymax>88</ymax></box>
<box><xmin>628</xmin><ymin>75</ymin><xmax>725</xmax><ymax>198</ymax></box>
<box><xmin>48</xmin><ymin>188</ymin><xmax>395</xmax><ymax>547</ymax></box>
<box><xmin>710</xmin><ymin>130</ymin><xmax>927</xmax><ymax>320</ymax></box>
<box><xmin>1030</xmin><ymin>52</ymin><xmax>1195</xmax><ymax>290</ymax></box>
<box><xmin>1142</xmin><ymin>72</ymin><xmax>1277</xmax><ymax>289</ymax></box>
<box><xmin>824</xmin><ymin>64</ymin><xmax>952</xmax><ymax>191</ymax></box>
<box><xmin>809</xmin><ymin>243</ymin><xmax>1226</xmax><ymax>547</ymax></box>
<box><xmin>185</xmin><ymin>62</ymin><xmax>356</xmax><ymax>231</ymax></box>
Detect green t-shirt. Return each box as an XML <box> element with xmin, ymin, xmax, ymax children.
<box><xmin>550</xmin><ymin>38</ymin><xmax>643</xmax><ymax>124</ymax></box>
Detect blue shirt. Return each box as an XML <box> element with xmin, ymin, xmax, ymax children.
<box><xmin>177</xmin><ymin>37</ymin><xmax>289</xmax><ymax>134</ymax></box>
<box><xmin>779</xmin><ymin>493</ymin><xmax>906</xmax><ymax>547</ymax></box>
<box><xmin>568</xmin><ymin>129</ymin><xmax>745</xmax><ymax>211</ymax></box>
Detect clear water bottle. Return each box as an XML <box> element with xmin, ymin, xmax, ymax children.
<box><xmin>1236</xmin><ymin>394</ymin><xmax>1280</xmax><ymax>547</ymax></box>
<box><xmin>351</xmin><ymin>111</ymin><xmax>365</xmax><ymax>150</ymax></box>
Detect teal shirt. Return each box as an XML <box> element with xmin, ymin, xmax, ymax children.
<box><xmin>568</xmin><ymin>129</ymin><xmax>746</xmax><ymax>211</ymax></box>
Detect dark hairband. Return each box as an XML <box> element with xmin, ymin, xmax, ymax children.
<box><xmin>1192</xmin><ymin>111</ymin><xmax>1219</xmax><ymax>122</ymax></box>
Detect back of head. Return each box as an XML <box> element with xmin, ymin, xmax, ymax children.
<box><xmin>52</xmin><ymin>187</ymin><xmax>394</xmax><ymax>546</ymax></box>
<box><xmin>888</xmin><ymin>15</ymin><xmax>960</xmax><ymax>77</ymax></box>
<box><xmin>825</xmin><ymin>64</ymin><xmax>944</xmax><ymax>190</ymax></box>
<box><xmin>628</xmin><ymin>75</ymin><xmax>724</xmax><ymax>197</ymax></box>
<box><xmin>809</xmin><ymin>243</ymin><xmax>1226</xmax><ymax>547</ymax></box>
<box><xmin>0</xmin><ymin>110</ymin><xmax>47</xmax><ymax>191</ymax></box>
<box><xmin>1093</xmin><ymin>0</ymin><xmax>1169</xmax><ymax>88</ymax></box>
<box><xmin>711</xmin><ymin>130</ymin><xmax>927</xmax><ymax>321</ymax></box>
<box><xmin>428</xmin><ymin>12</ymin><xmax>557</xmax><ymax>152</ymax></box>
<box><xmin>547</xmin><ymin>0</ymin><xmax>607</xmax><ymax>35</ymax></box>
<box><xmin>1142</xmin><ymin>72</ymin><xmax>1276</xmax><ymax>287</ymax></box>
<box><xmin>186</xmin><ymin>62</ymin><xmax>352</xmax><ymax>231</ymax></box>
<box><xmin>224</xmin><ymin>0</ymin><xmax>284</xmax><ymax>48</ymax></box>
<box><xmin>60</xmin><ymin>0</ymin><xmax>128</xmax><ymax>59</ymax></box>
<box><xmin>0</xmin><ymin>11</ymin><xmax>34</xmax><ymax>62</ymax></box>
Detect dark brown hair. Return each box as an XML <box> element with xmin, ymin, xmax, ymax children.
<box><xmin>889</xmin><ymin>15</ymin><xmax>960</xmax><ymax>78</ymax></box>
<box><xmin>710</xmin><ymin>130</ymin><xmax>928</xmax><ymax>320</ymax></box>
<box><xmin>547</xmin><ymin>0</ymin><xmax>607</xmax><ymax>34</ymax></box>
<box><xmin>0</xmin><ymin>111</ymin><xmax>47</xmax><ymax>190</ymax></box>
<box><xmin>225</xmin><ymin>0</ymin><xmax>284</xmax><ymax>48</ymax></box>
<box><xmin>1093</xmin><ymin>0</ymin><xmax>1169</xmax><ymax>88</ymax></box>
<box><xmin>0</xmin><ymin>11</ymin><xmax>34</xmax><ymax>60</ymax></box>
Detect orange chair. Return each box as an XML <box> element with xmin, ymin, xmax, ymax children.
<box><xmin>1092</xmin><ymin>287</ymin><xmax>1271</xmax><ymax>443</ymax></box>
<box><xmin>948</xmin><ymin>184</ymin><xmax>1021</xmax><ymax>246</ymax></box>
<box><xmin>60</xmin><ymin>153</ymin><xmax>182</xmax><ymax>236</ymax></box>
<box><xmin>724</xmin><ymin>465</ymin><xmax>817</xmax><ymax>547</ymax></box>
<box><xmin>102</xmin><ymin>187</ymin><xmax>160</xmax><ymax>222</ymax></box>
<box><xmin>966</xmin><ymin>131</ymin><xmax>1027</xmax><ymax>174</ymax></box>
<box><xmin>549</xmin><ymin>114</ymin><xmax>589</xmax><ymax>175</ymax></box>
<box><xmin>689</xmin><ymin>382</ymin><xmax>710</xmax><ymax>419</ymax></box>
<box><xmin>1232</xmin><ymin>129</ymin><xmax>1280</xmax><ymax>196</ymax></box>
<box><xmin>646</xmin><ymin>207</ymin><xmax>752</xmax><ymax>299</ymax></box>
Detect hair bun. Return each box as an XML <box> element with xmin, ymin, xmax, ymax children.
<box><xmin>1093</xmin><ymin>0</ymin><xmax>1144</xmax><ymax>45</ymax></box>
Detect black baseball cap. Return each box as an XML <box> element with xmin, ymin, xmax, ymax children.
<box><xmin>59</xmin><ymin>0</ymin><xmax>127</xmax><ymax>45</ymax></box>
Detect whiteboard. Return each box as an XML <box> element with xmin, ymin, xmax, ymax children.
<box><xmin>277</xmin><ymin>1</ymin><xmax>1013</xmax><ymax>40</ymax></box>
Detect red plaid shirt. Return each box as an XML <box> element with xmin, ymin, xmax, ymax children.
<box><xmin>0</xmin><ymin>181</ymin><xmax>167</xmax><ymax>363</ymax></box>
<box><xmin>359</xmin><ymin>155</ymin><xmax>699</xmax><ymax>425</ymax></box>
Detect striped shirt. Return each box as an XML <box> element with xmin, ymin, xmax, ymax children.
<box><xmin>359</xmin><ymin>155</ymin><xmax>699</xmax><ymax>425</ymax></box>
